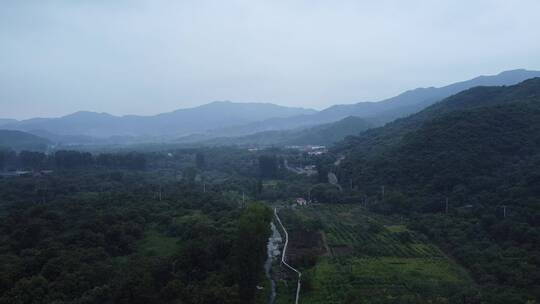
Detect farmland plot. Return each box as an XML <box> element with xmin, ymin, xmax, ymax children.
<box><xmin>277</xmin><ymin>204</ymin><xmax>477</xmax><ymax>304</ymax></box>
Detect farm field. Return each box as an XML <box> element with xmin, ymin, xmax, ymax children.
<box><xmin>276</xmin><ymin>204</ymin><xmax>477</xmax><ymax>304</ymax></box>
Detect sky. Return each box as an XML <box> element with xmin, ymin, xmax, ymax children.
<box><xmin>1</xmin><ymin>0</ymin><xmax>540</xmax><ymax>120</ymax></box>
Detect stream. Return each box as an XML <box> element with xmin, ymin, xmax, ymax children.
<box><xmin>265</xmin><ymin>221</ymin><xmax>282</xmax><ymax>304</ymax></box>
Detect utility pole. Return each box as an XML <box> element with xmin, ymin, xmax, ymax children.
<box><xmin>445</xmin><ymin>197</ymin><xmax>449</xmax><ymax>214</ymax></box>
<box><xmin>242</xmin><ymin>191</ymin><xmax>245</xmax><ymax>207</ymax></box>
<box><xmin>503</xmin><ymin>205</ymin><xmax>507</xmax><ymax>219</ymax></box>
<box><xmin>203</xmin><ymin>182</ymin><xmax>206</xmax><ymax>193</ymax></box>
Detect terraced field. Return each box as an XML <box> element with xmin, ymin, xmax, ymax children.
<box><xmin>302</xmin><ymin>205</ymin><xmax>443</xmax><ymax>258</ymax></box>
<box><xmin>277</xmin><ymin>204</ymin><xmax>477</xmax><ymax>304</ymax></box>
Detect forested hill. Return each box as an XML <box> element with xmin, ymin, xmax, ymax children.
<box><xmin>335</xmin><ymin>78</ymin><xmax>540</xmax><ymax>302</ymax></box>
<box><xmin>338</xmin><ymin>77</ymin><xmax>540</xmax><ymax>161</ymax></box>
<box><xmin>194</xmin><ymin>116</ymin><xmax>372</xmax><ymax>146</ymax></box>
<box><xmin>0</xmin><ymin>129</ymin><xmax>51</xmax><ymax>151</ymax></box>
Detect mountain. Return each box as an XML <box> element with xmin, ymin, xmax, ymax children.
<box><xmin>4</xmin><ymin>69</ymin><xmax>539</xmax><ymax>144</ymax></box>
<box><xmin>215</xmin><ymin>69</ymin><xmax>540</xmax><ymax>135</ymax></box>
<box><xmin>338</xmin><ymin>76</ymin><xmax>540</xmax><ymax>188</ymax></box>
<box><xmin>2</xmin><ymin>102</ymin><xmax>316</xmax><ymax>140</ymax></box>
<box><xmin>334</xmin><ymin>78</ymin><xmax>540</xmax><ymax>303</ymax></box>
<box><xmin>0</xmin><ymin>119</ymin><xmax>17</xmax><ymax>127</ymax></box>
<box><xmin>191</xmin><ymin>116</ymin><xmax>372</xmax><ymax>146</ymax></box>
<box><xmin>0</xmin><ymin>129</ymin><xmax>51</xmax><ymax>151</ymax></box>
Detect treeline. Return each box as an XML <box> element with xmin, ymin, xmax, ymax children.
<box><xmin>0</xmin><ymin>170</ymin><xmax>271</xmax><ymax>304</ymax></box>
<box><xmin>0</xmin><ymin>150</ymin><xmax>147</xmax><ymax>171</ymax></box>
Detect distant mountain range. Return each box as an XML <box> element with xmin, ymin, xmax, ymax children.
<box><xmin>210</xmin><ymin>69</ymin><xmax>540</xmax><ymax>137</ymax></box>
<box><xmin>0</xmin><ymin>119</ymin><xmax>17</xmax><ymax>126</ymax></box>
<box><xmin>178</xmin><ymin>69</ymin><xmax>540</xmax><ymax>146</ymax></box>
<box><xmin>1</xmin><ymin>102</ymin><xmax>316</xmax><ymax>141</ymax></box>
<box><xmin>2</xmin><ymin>69</ymin><xmax>540</xmax><ymax>146</ymax></box>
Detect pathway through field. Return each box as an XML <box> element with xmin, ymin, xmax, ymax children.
<box><xmin>274</xmin><ymin>208</ymin><xmax>302</xmax><ymax>304</ymax></box>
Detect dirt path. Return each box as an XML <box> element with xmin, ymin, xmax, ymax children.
<box><xmin>274</xmin><ymin>208</ymin><xmax>302</xmax><ymax>304</ymax></box>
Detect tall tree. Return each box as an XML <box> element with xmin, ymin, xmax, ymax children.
<box><xmin>195</xmin><ymin>152</ymin><xmax>207</xmax><ymax>170</ymax></box>
<box><xmin>258</xmin><ymin>155</ymin><xmax>278</xmax><ymax>179</ymax></box>
<box><xmin>234</xmin><ymin>204</ymin><xmax>271</xmax><ymax>303</ymax></box>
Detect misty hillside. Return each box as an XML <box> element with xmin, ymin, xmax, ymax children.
<box><xmin>0</xmin><ymin>130</ymin><xmax>51</xmax><ymax>151</ymax></box>
<box><xmin>3</xmin><ymin>101</ymin><xmax>315</xmax><ymax>139</ymax></box>
<box><xmin>217</xmin><ymin>69</ymin><xmax>540</xmax><ymax>135</ymax></box>
<box><xmin>0</xmin><ymin>119</ymin><xmax>17</xmax><ymax>127</ymax></box>
<box><xmin>3</xmin><ymin>70</ymin><xmax>538</xmax><ymax>145</ymax></box>
<box><xmin>337</xmin><ymin>77</ymin><xmax>540</xmax><ymax>194</ymax></box>
<box><xmin>193</xmin><ymin>116</ymin><xmax>372</xmax><ymax>146</ymax></box>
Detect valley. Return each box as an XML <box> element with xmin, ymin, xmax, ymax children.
<box><xmin>1</xmin><ymin>76</ymin><xmax>540</xmax><ymax>303</ymax></box>
<box><xmin>3</xmin><ymin>2</ymin><xmax>540</xmax><ymax>302</ymax></box>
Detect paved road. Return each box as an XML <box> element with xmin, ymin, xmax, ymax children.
<box><xmin>274</xmin><ymin>208</ymin><xmax>302</xmax><ymax>304</ymax></box>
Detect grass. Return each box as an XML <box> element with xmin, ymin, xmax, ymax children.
<box><xmin>137</xmin><ymin>229</ymin><xmax>182</xmax><ymax>257</ymax></box>
<box><xmin>385</xmin><ymin>225</ymin><xmax>407</xmax><ymax>233</ymax></box>
<box><xmin>275</xmin><ymin>204</ymin><xmax>477</xmax><ymax>303</ymax></box>
<box><xmin>302</xmin><ymin>257</ymin><xmax>472</xmax><ymax>303</ymax></box>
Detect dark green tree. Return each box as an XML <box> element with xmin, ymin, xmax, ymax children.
<box><xmin>195</xmin><ymin>152</ymin><xmax>207</xmax><ymax>170</ymax></box>
<box><xmin>258</xmin><ymin>155</ymin><xmax>278</xmax><ymax>179</ymax></box>
<box><xmin>234</xmin><ymin>203</ymin><xmax>271</xmax><ymax>303</ymax></box>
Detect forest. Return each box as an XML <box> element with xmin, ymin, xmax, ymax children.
<box><xmin>0</xmin><ymin>149</ymin><xmax>274</xmax><ymax>304</ymax></box>
<box><xmin>330</xmin><ymin>79</ymin><xmax>540</xmax><ymax>302</ymax></box>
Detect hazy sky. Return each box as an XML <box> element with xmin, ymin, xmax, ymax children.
<box><xmin>2</xmin><ymin>0</ymin><xmax>540</xmax><ymax>119</ymax></box>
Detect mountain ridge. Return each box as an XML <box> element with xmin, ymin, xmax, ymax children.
<box><xmin>184</xmin><ymin>116</ymin><xmax>373</xmax><ymax>146</ymax></box>
<box><xmin>3</xmin><ymin>69</ymin><xmax>540</xmax><ymax>144</ymax></box>
<box><xmin>0</xmin><ymin>129</ymin><xmax>51</xmax><ymax>152</ymax></box>
<box><xmin>202</xmin><ymin>69</ymin><xmax>540</xmax><ymax>136</ymax></box>
<box><xmin>3</xmin><ymin>101</ymin><xmax>316</xmax><ymax>139</ymax></box>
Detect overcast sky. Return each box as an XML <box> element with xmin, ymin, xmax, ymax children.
<box><xmin>2</xmin><ymin>0</ymin><xmax>540</xmax><ymax>119</ymax></box>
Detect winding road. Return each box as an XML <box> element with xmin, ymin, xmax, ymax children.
<box><xmin>274</xmin><ymin>208</ymin><xmax>302</xmax><ymax>304</ymax></box>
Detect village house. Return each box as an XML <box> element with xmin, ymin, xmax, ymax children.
<box><xmin>296</xmin><ymin>197</ymin><xmax>308</xmax><ymax>206</ymax></box>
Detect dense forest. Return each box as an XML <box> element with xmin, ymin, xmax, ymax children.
<box><xmin>332</xmin><ymin>78</ymin><xmax>540</xmax><ymax>302</ymax></box>
<box><xmin>0</xmin><ymin>149</ymin><xmax>277</xmax><ymax>304</ymax></box>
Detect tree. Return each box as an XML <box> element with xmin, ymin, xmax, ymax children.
<box><xmin>195</xmin><ymin>152</ymin><xmax>207</xmax><ymax>170</ymax></box>
<box><xmin>1</xmin><ymin>275</ymin><xmax>50</xmax><ymax>304</ymax></box>
<box><xmin>55</xmin><ymin>150</ymin><xmax>93</xmax><ymax>169</ymax></box>
<box><xmin>258</xmin><ymin>155</ymin><xmax>278</xmax><ymax>179</ymax></box>
<box><xmin>316</xmin><ymin>163</ymin><xmax>328</xmax><ymax>183</ymax></box>
<box><xmin>0</xmin><ymin>150</ymin><xmax>5</xmax><ymax>170</ymax></box>
<box><xmin>234</xmin><ymin>204</ymin><xmax>271</xmax><ymax>303</ymax></box>
<box><xmin>19</xmin><ymin>151</ymin><xmax>46</xmax><ymax>170</ymax></box>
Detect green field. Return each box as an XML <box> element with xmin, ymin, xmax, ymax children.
<box><xmin>137</xmin><ymin>229</ymin><xmax>182</xmax><ymax>257</ymax></box>
<box><xmin>276</xmin><ymin>204</ymin><xmax>477</xmax><ymax>304</ymax></box>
